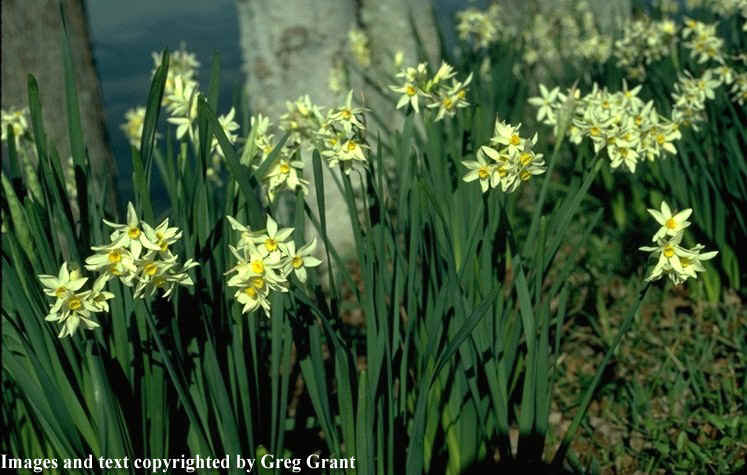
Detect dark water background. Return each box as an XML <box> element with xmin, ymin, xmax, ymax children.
<box><xmin>86</xmin><ymin>0</ymin><xmax>482</xmax><ymax>207</ymax></box>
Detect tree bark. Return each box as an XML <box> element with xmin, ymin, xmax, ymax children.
<box><xmin>1</xmin><ymin>0</ymin><xmax>116</xmax><ymax>210</ymax></box>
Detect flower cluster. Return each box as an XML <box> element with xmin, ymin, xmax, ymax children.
<box><xmin>613</xmin><ymin>17</ymin><xmax>678</xmax><ymax>80</ymax></box>
<box><xmin>1</xmin><ymin>106</ymin><xmax>30</xmax><ymax>146</ymax></box>
<box><xmin>389</xmin><ymin>62</ymin><xmax>472</xmax><ymax>121</ymax></box>
<box><xmin>462</xmin><ymin>120</ymin><xmax>546</xmax><ymax>193</ymax></box>
<box><xmin>348</xmin><ymin>29</ymin><xmax>371</xmax><ymax>68</ymax></box>
<box><xmin>671</xmin><ymin>69</ymin><xmax>722</xmax><ymax>130</ymax></box>
<box><xmin>38</xmin><ymin>264</ymin><xmax>114</xmax><ymax>338</ymax></box>
<box><xmin>730</xmin><ymin>68</ymin><xmax>747</xmax><ymax>104</ymax></box>
<box><xmin>455</xmin><ymin>1</ymin><xmax>623</xmax><ymax>78</ymax></box>
<box><xmin>248</xmin><ymin>90</ymin><xmax>369</xmax><ymax>202</ymax></box>
<box><xmin>121</xmin><ymin>107</ymin><xmax>146</xmax><ymax>148</ymax></box>
<box><xmin>122</xmin><ymin>46</ymin><xmax>239</xmax><ymax>184</ymax></box>
<box><xmin>225</xmin><ymin>214</ymin><xmax>321</xmax><ymax>317</ymax></box>
<box><xmin>1</xmin><ymin>106</ymin><xmax>44</xmax><ymax>201</ymax></box>
<box><xmin>682</xmin><ymin>18</ymin><xmax>725</xmax><ymax>64</ymax></box>
<box><xmin>86</xmin><ymin>202</ymin><xmax>198</xmax><ymax>299</ymax></box>
<box><xmin>639</xmin><ymin>201</ymin><xmax>717</xmax><ymax>285</ymax></box>
<box><xmin>530</xmin><ymin>81</ymin><xmax>682</xmax><ymax>173</ymax></box>
<box><xmin>455</xmin><ymin>4</ymin><xmax>504</xmax><ymax>49</ymax></box>
<box><xmin>38</xmin><ymin>203</ymin><xmax>197</xmax><ymax>337</ymax></box>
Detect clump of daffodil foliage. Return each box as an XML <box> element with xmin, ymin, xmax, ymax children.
<box><xmin>614</xmin><ymin>17</ymin><xmax>678</xmax><ymax>80</ymax></box>
<box><xmin>225</xmin><ymin>214</ymin><xmax>321</xmax><ymax>317</ymax></box>
<box><xmin>639</xmin><ymin>201</ymin><xmax>718</xmax><ymax>284</ymax></box>
<box><xmin>37</xmin><ymin>203</ymin><xmax>197</xmax><ymax>337</ymax></box>
<box><xmin>462</xmin><ymin>119</ymin><xmax>546</xmax><ymax>193</ymax></box>
<box><xmin>389</xmin><ymin>62</ymin><xmax>473</xmax><ymax>121</ymax></box>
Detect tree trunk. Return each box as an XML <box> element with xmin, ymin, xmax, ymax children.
<box><xmin>236</xmin><ymin>0</ymin><xmax>439</xmax><ymax>258</ymax></box>
<box><xmin>1</xmin><ymin>0</ymin><xmax>116</xmax><ymax>210</ymax></box>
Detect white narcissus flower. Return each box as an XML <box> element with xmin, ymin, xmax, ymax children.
<box><xmin>103</xmin><ymin>202</ymin><xmax>150</xmax><ymax>257</ymax></box>
<box><xmin>640</xmin><ymin>201</ymin><xmax>717</xmax><ymax>285</ymax></box>
<box><xmin>45</xmin><ymin>289</ymin><xmax>101</xmax><ymax>338</ymax></box>
<box><xmin>528</xmin><ymin>84</ymin><xmax>559</xmax><ymax>123</ymax></box>
<box><xmin>329</xmin><ymin>90</ymin><xmax>367</xmax><ymax>135</ymax></box>
<box><xmin>462</xmin><ymin>146</ymin><xmax>497</xmax><ymax>193</ymax></box>
<box><xmin>282</xmin><ymin>238</ymin><xmax>322</xmax><ymax>283</ymax></box>
<box><xmin>639</xmin><ymin>232</ymin><xmax>691</xmax><ymax>282</ymax></box>
<box><xmin>647</xmin><ymin>201</ymin><xmax>693</xmax><ymax>241</ymax></box>
<box><xmin>39</xmin><ymin>262</ymin><xmax>105</xmax><ymax>338</ymax></box>
<box><xmin>85</xmin><ymin>240</ymin><xmax>139</xmax><ymax>285</ymax></box>
<box><xmin>225</xmin><ymin>214</ymin><xmax>322</xmax><ymax>317</ymax></box>
<box><xmin>38</xmin><ymin>262</ymin><xmax>87</xmax><ymax>299</ymax></box>
<box><xmin>427</xmin><ymin>74</ymin><xmax>472</xmax><ymax>121</ymax></box>
<box><xmin>677</xmin><ymin>244</ymin><xmax>718</xmax><ymax>283</ymax></box>
<box><xmin>142</xmin><ymin>218</ymin><xmax>183</xmax><ymax>255</ymax></box>
<box><xmin>255</xmin><ymin>215</ymin><xmax>294</xmax><ymax>254</ymax></box>
<box><xmin>390</xmin><ymin>82</ymin><xmax>423</xmax><ymax>113</ymax></box>
<box><xmin>121</xmin><ymin>107</ymin><xmax>146</xmax><ymax>149</ymax></box>
<box><xmin>463</xmin><ymin>116</ymin><xmax>546</xmax><ymax>194</ymax></box>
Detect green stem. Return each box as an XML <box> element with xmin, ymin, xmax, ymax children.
<box><xmin>523</xmin><ymin>126</ymin><xmax>566</xmax><ymax>257</ymax></box>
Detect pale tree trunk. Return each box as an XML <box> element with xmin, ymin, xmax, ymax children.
<box><xmin>236</xmin><ymin>0</ymin><xmax>439</xmax><ymax>258</ymax></box>
<box><xmin>1</xmin><ymin>0</ymin><xmax>116</xmax><ymax>210</ymax></box>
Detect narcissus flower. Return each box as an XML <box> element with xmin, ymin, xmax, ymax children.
<box><xmin>121</xmin><ymin>107</ymin><xmax>146</xmax><ymax>149</ymax></box>
<box><xmin>38</xmin><ymin>263</ymin><xmax>113</xmax><ymax>338</ymax></box>
<box><xmin>462</xmin><ymin>146</ymin><xmax>497</xmax><ymax>193</ymax></box>
<box><xmin>389</xmin><ymin>62</ymin><xmax>471</xmax><ymax>121</ymax></box>
<box><xmin>87</xmin><ymin>202</ymin><xmax>196</xmax><ymax>300</ymax></box>
<box><xmin>462</xmin><ymin>119</ymin><xmax>545</xmax><ymax>193</ymax></box>
<box><xmin>528</xmin><ymin>84</ymin><xmax>560</xmax><ymax>122</ymax></box>
<box><xmin>282</xmin><ymin>238</ymin><xmax>322</xmax><ymax>284</ymax></box>
<box><xmin>640</xmin><ymin>200</ymin><xmax>717</xmax><ymax>284</ymax></box>
<box><xmin>647</xmin><ymin>201</ymin><xmax>692</xmax><ymax>241</ymax></box>
<box><xmin>225</xmin><ymin>214</ymin><xmax>322</xmax><ymax>317</ymax></box>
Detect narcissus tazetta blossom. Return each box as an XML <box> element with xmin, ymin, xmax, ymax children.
<box><xmin>462</xmin><ymin>120</ymin><xmax>546</xmax><ymax>193</ymax></box>
<box><xmin>38</xmin><ymin>264</ymin><xmax>114</xmax><ymax>338</ymax></box>
<box><xmin>389</xmin><ymin>62</ymin><xmax>472</xmax><ymax>121</ymax></box>
<box><xmin>225</xmin><ymin>214</ymin><xmax>322</xmax><ymax>318</ymax></box>
<box><xmin>639</xmin><ymin>200</ymin><xmax>717</xmax><ymax>285</ymax></box>
<box><xmin>86</xmin><ymin>202</ymin><xmax>197</xmax><ymax>300</ymax></box>
<box><xmin>647</xmin><ymin>201</ymin><xmax>693</xmax><ymax>241</ymax></box>
<box><xmin>531</xmin><ymin>80</ymin><xmax>683</xmax><ymax>173</ymax></box>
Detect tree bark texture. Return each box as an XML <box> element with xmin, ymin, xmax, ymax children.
<box><xmin>2</xmin><ymin>0</ymin><xmax>116</xmax><ymax>209</ymax></box>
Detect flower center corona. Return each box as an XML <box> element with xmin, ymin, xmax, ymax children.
<box><xmin>144</xmin><ymin>263</ymin><xmax>158</xmax><ymax>276</ymax></box>
<box><xmin>108</xmin><ymin>250</ymin><xmax>122</xmax><ymax>264</ymax></box>
<box><xmin>251</xmin><ymin>259</ymin><xmax>265</xmax><ymax>274</ymax></box>
<box><xmin>265</xmin><ymin>238</ymin><xmax>278</xmax><ymax>252</ymax></box>
<box><xmin>68</xmin><ymin>297</ymin><xmax>82</xmax><ymax>311</ymax></box>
